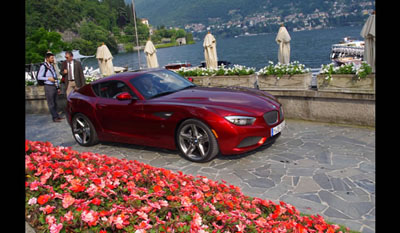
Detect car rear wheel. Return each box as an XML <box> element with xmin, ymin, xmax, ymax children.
<box><xmin>177</xmin><ymin>119</ymin><xmax>219</xmax><ymax>162</ymax></box>
<box><xmin>72</xmin><ymin>113</ymin><xmax>99</xmax><ymax>146</ymax></box>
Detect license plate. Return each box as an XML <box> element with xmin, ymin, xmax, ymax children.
<box><xmin>271</xmin><ymin>120</ymin><xmax>285</xmax><ymax>136</ymax></box>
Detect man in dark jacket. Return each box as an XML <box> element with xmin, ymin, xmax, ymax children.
<box><xmin>61</xmin><ymin>51</ymin><xmax>86</xmax><ymax>96</ymax></box>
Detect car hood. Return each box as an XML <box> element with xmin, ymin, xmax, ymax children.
<box><xmin>156</xmin><ymin>86</ymin><xmax>281</xmax><ymax>116</ymax></box>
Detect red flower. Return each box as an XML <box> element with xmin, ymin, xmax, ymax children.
<box><xmin>91</xmin><ymin>197</ymin><xmax>101</xmax><ymax>206</ymax></box>
<box><xmin>25</xmin><ymin>140</ymin><xmax>350</xmax><ymax>233</ymax></box>
<box><xmin>153</xmin><ymin>185</ymin><xmax>162</xmax><ymax>192</ymax></box>
<box><xmin>37</xmin><ymin>194</ymin><xmax>51</xmax><ymax>205</ymax></box>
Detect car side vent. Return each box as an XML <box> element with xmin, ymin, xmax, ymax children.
<box><xmin>264</xmin><ymin>111</ymin><xmax>278</xmax><ymax>125</ymax></box>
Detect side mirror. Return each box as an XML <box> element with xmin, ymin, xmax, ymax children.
<box><xmin>116</xmin><ymin>92</ymin><xmax>134</xmax><ymax>101</ymax></box>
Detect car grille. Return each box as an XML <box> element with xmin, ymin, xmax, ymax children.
<box><xmin>237</xmin><ymin>136</ymin><xmax>263</xmax><ymax>148</ymax></box>
<box><xmin>264</xmin><ymin>110</ymin><xmax>278</xmax><ymax>125</ymax></box>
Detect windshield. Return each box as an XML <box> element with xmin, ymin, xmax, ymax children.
<box><xmin>130</xmin><ymin>69</ymin><xmax>195</xmax><ymax>99</ymax></box>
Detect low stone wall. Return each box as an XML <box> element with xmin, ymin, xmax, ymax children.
<box><xmin>25</xmin><ymin>86</ymin><xmax>67</xmax><ymax>114</ymax></box>
<box><xmin>26</xmin><ymin>78</ymin><xmax>375</xmax><ymax>127</ymax></box>
<box><xmin>266</xmin><ymin>90</ymin><xmax>375</xmax><ymax>127</ymax></box>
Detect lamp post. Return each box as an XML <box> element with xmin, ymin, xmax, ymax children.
<box><xmin>131</xmin><ymin>0</ymin><xmax>141</xmax><ymax>69</ymax></box>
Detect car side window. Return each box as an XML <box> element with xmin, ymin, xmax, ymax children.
<box><xmin>93</xmin><ymin>81</ymin><xmax>137</xmax><ymax>99</ymax></box>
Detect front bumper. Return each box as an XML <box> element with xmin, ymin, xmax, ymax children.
<box><xmin>212</xmin><ymin>117</ymin><xmax>285</xmax><ymax>155</ymax></box>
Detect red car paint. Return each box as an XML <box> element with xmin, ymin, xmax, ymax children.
<box><xmin>67</xmin><ymin>69</ymin><xmax>284</xmax><ymax>155</ymax></box>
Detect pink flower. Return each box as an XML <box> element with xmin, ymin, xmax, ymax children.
<box><xmin>46</xmin><ymin>215</ymin><xmax>56</xmax><ymax>225</ymax></box>
<box><xmin>81</xmin><ymin>210</ymin><xmax>99</xmax><ymax>226</ymax></box>
<box><xmin>29</xmin><ymin>181</ymin><xmax>41</xmax><ymax>191</ymax></box>
<box><xmin>136</xmin><ymin>211</ymin><xmax>148</xmax><ymax>220</ymax></box>
<box><xmin>64</xmin><ymin>211</ymin><xmax>74</xmax><ymax>221</ymax></box>
<box><xmin>40</xmin><ymin>205</ymin><xmax>56</xmax><ymax>214</ymax></box>
<box><xmin>236</xmin><ymin>221</ymin><xmax>246</xmax><ymax>232</ymax></box>
<box><xmin>62</xmin><ymin>193</ymin><xmax>75</xmax><ymax>209</ymax></box>
<box><xmin>112</xmin><ymin>214</ymin><xmax>125</xmax><ymax>229</ymax></box>
<box><xmin>148</xmin><ymin>201</ymin><xmax>161</xmax><ymax>210</ymax></box>
<box><xmin>49</xmin><ymin>223</ymin><xmax>63</xmax><ymax>233</ymax></box>
<box><xmin>28</xmin><ymin>197</ymin><xmax>37</xmax><ymax>205</ymax></box>
<box><xmin>159</xmin><ymin>200</ymin><xmax>169</xmax><ymax>207</ymax></box>
<box><xmin>40</xmin><ymin>171</ymin><xmax>52</xmax><ymax>184</ymax></box>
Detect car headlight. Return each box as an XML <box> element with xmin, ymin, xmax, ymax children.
<box><xmin>225</xmin><ymin>116</ymin><xmax>256</xmax><ymax>126</ymax></box>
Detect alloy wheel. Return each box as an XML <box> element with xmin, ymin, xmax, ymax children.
<box><xmin>72</xmin><ymin>116</ymin><xmax>91</xmax><ymax>145</ymax></box>
<box><xmin>178</xmin><ymin>123</ymin><xmax>211</xmax><ymax>161</ymax></box>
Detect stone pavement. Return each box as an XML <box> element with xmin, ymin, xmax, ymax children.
<box><xmin>25</xmin><ymin>114</ymin><xmax>375</xmax><ymax>232</ymax></box>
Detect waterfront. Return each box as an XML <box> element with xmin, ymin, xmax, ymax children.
<box><xmin>82</xmin><ymin>26</ymin><xmax>364</xmax><ymax>71</ymax></box>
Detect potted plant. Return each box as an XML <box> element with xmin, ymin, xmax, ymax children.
<box><xmin>256</xmin><ymin>61</ymin><xmax>312</xmax><ymax>90</ymax></box>
<box><xmin>317</xmin><ymin>62</ymin><xmax>374</xmax><ymax>93</ymax></box>
<box><xmin>177</xmin><ymin>65</ymin><xmax>257</xmax><ymax>88</ymax></box>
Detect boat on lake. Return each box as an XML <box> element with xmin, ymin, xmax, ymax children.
<box><xmin>164</xmin><ymin>62</ymin><xmax>192</xmax><ymax>70</ymax></box>
<box><xmin>330</xmin><ymin>37</ymin><xmax>364</xmax><ymax>66</ymax></box>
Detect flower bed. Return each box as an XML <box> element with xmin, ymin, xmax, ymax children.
<box><xmin>26</xmin><ymin>140</ymin><xmax>349</xmax><ymax>233</ymax></box>
<box><xmin>319</xmin><ymin>62</ymin><xmax>372</xmax><ymax>81</ymax></box>
<box><xmin>256</xmin><ymin>61</ymin><xmax>311</xmax><ymax>79</ymax></box>
<box><xmin>256</xmin><ymin>61</ymin><xmax>312</xmax><ymax>91</ymax></box>
<box><xmin>177</xmin><ymin>65</ymin><xmax>256</xmax><ymax>77</ymax></box>
<box><xmin>318</xmin><ymin>62</ymin><xmax>374</xmax><ymax>93</ymax></box>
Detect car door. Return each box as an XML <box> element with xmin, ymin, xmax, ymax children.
<box><xmin>94</xmin><ymin>80</ymin><xmax>146</xmax><ymax>144</ymax></box>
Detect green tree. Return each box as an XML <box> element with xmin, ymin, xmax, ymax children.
<box><xmin>25</xmin><ymin>28</ymin><xmax>67</xmax><ymax>64</ymax></box>
<box><xmin>79</xmin><ymin>21</ymin><xmax>118</xmax><ymax>54</ymax></box>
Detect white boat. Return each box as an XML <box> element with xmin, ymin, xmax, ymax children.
<box><xmin>331</xmin><ymin>37</ymin><xmax>364</xmax><ymax>66</ymax></box>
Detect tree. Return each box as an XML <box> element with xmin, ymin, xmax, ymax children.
<box><xmin>25</xmin><ymin>28</ymin><xmax>67</xmax><ymax>64</ymax></box>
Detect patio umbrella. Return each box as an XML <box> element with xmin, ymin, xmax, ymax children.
<box><xmin>360</xmin><ymin>12</ymin><xmax>375</xmax><ymax>72</ymax></box>
<box><xmin>96</xmin><ymin>43</ymin><xmax>114</xmax><ymax>76</ymax></box>
<box><xmin>144</xmin><ymin>39</ymin><xmax>159</xmax><ymax>68</ymax></box>
<box><xmin>203</xmin><ymin>32</ymin><xmax>218</xmax><ymax>69</ymax></box>
<box><xmin>275</xmin><ymin>24</ymin><xmax>291</xmax><ymax>64</ymax></box>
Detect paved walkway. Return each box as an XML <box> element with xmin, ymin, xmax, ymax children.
<box><xmin>25</xmin><ymin>114</ymin><xmax>375</xmax><ymax>232</ymax></box>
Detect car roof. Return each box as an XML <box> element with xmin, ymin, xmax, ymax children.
<box><xmin>91</xmin><ymin>68</ymin><xmax>167</xmax><ymax>84</ymax></box>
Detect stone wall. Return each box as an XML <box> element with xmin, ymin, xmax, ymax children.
<box><xmin>266</xmin><ymin>90</ymin><xmax>375</xmax><ymax>127</ymax></box>
<box><xmin>25</xmin><ymin>86</ymin><xmax>67</xmax><ymax>114</ymax></box>
<box><xmin>25</xmin><ymin>78</ymin><xmax>375</xmax><ymax>127</ymax></box>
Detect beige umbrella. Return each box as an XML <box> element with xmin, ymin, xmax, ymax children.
<box><xmin>360</xmin><ymin>12</ymin><xmax>375</xmax><ymax>73</ymax></box>
<box><xmin>96</xmin><ymin>43</ymin><xmax>114</xmax><ymax>76</ymax></box>
<box><xmin>275</xmin><ymin>24</ymin><xmax>291</xmax><ymax>64</ymax></box>
<box><xmin>203</xmin><ymin>32</ymin><xmax>218</xmax><ymax>69</ymax></box>
<box><xmin>144</xmin><ymin>39</ymin><xmax>159</xmax><ymax>68</ymax></box>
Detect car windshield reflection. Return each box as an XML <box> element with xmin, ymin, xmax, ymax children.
<box><xmin>130</xmin><ymin>70</ymin><xmax>195</xmax><ymax>99</ymax></box>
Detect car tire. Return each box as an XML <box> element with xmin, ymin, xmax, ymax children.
<box><xmin>176</xmin><ymin>119</ymin><xmax>219</xmax><ymax>162</ymax></box>
<box><xmin>71</xmin><ymin>113</ymin><xmax>99</xmax><ymax>146</ymax></box>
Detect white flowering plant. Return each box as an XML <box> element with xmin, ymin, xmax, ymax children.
<box><xmin>177</xmin><ymin>64</ymin><xmax>256</xmax><ymax>77</ymax></box>
<box><xmin>320</xmin><ymin>62</ymin><xmax>372</xmax><ymax>81</ymax></box>
<box><xmin>85</xmin><ymin>76</ymin><xmax>102</xmax><ymax>84</ymax></box>
<box><xmin>256</xmin><ymin>61</ymin><xmax>311</xmax><ymax>79</ymax></box>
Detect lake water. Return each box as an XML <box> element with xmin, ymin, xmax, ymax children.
<box><xmin>82</xmin><ymin>26</ymin><xmax>364</xmax><ymax>71</ymax></box>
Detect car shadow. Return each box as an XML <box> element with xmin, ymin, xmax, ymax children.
<box><xmin>93</xmin><ymin>133</ymin><xmax>280</xmax><ymax>162</ymax></box>
<box><xmin>216</xmin><ymin>141</ymin><xmax>274</xmax><ymax>161</ymax></box>
<box><xmin>98</xmin><ymin>141</ymin><xmax>178</xmax><ymax>155</ymax></box>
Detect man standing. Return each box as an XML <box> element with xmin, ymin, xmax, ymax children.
<box><xmin>61</xmin><ymin>51</ymin><xmax>86</xmax><ymax>97</ymax></box>
<box><xmin>38</xmin><ymin>52</ymin><xmax>64</xmax><ymax>122</ymax></box>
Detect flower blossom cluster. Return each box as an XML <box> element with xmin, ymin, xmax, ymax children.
<box><xmin>256</xmin><ymin>61</ymin><xmax>311</xmax><ymax>79</ymax></box>
<box><xmin>26</xmin><ymin>140</ymin><xmax>349</xmax><ymax>233</ymax></box>
<box><xmin>320</xmin><ymin>62</ymin><xmax>372</xmax><ymax>81</ymax></box>
<box><xmin>177</xmin><ymin>64</ymin><xmax>256</xmax><ymax>77</ymax></box>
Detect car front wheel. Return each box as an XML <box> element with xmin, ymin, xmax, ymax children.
<box><xmin>177</xmin><ymin>119</ymin><xmax>219</xmax><ymax>162</ymax></box>
<box><xmin>71</xmin><ymin>113</ymin><xmax>99</xmax><ymax>146</ymax></box>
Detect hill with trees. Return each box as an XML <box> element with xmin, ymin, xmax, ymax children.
<box><xmin>25</xmin><ymin>0</ymin><xmax>194</xmax><ymax>64</ymax></box>
<box><xmin>132</xmin><ymin>0</ymin><xmax>374</xmax><ymax>37</ymax></box>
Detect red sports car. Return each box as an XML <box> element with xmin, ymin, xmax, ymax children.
<box><xmin>66</xmin><ymin>68</ymin><xmax>285</xmax><ymax>162</ymax></box>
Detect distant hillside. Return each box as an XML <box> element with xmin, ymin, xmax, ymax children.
<box><xmin>129</xmin><ymin>0</ymin><xmax>267</xmax><ymax>26</ymax></box>
<box><xmin>130</xmin><ymin>0</ymin><xmax>375</xmax><ymax>29</ymax></box>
